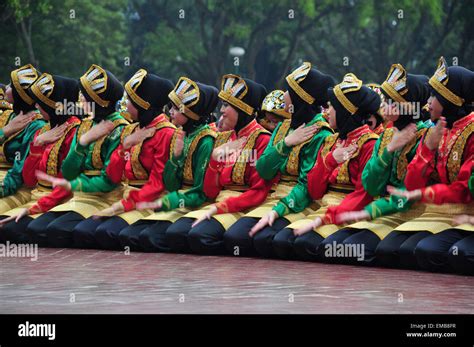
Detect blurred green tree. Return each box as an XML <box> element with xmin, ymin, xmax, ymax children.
<box><xmin>0</xmin><ymin>0</ymin><xmax>472</xmax><ymax>89</ymax></box>
<box><xmin>1</xmin><ymin>0</ymin><xmax>128</xmax><ymax>80</ymax></box>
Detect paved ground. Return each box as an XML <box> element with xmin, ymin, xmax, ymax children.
<box><xmin>0</xmin><ymin>248</ymin><xmax>473</xmax><ymax>314</ymax></box>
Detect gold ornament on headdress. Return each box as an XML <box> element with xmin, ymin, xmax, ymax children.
<box><xmin>429</xmin><ymin>56</ymin><xmax>465</xmax><ymax>107</ymax></box>
<box><xmin>218</xmin><ymin>74</ymin><xmax>254</xmax><ymax>115</ymax></box>
<box><xmin>168</xmin><ymin>77</ymin><xmax>201</xmax><ymax>120</ymax></box>
<box><xmin>0</xmin><ymin>88</ymin><xmax>12</xmax><ymax>110</ymax></box>
<box><xmin>285</xmin><ymin>62</ymin><xmax>315</xmax><ymax>104</ymax></box>
<box><xmin>381</xmin><ymin>64</ymin><xmax>409</xmax><ymax>103</ymax></box>
<box><xmin>333</xmin><ymin>73</ymin><xmax>363</xmax><ymax>115</ymax></box>
<box><xmin>261</xmin><ymin>90</ymin><xmax>291</xmax><ymax>119</ymax></box>
<box><xmin>366</xmin><ymin>82</ymin><xmax>385</xmax><ymax>117</ymax></box>
<box><xmin>80</xmin><ymin>64</ymin><xmax>110</xmax><ymax>107</ymax></box>
<box><xmin>124</xmin><ymin>69</ymin><xmax>151</xmax><ymax>110</ymax></box>
<box><xmin>10</xmin><ymin>64</ymin><xmax>39</xmax><ymax>105</ymax></box>
<box><xmin>30</xmin><ymin>73</ymin><xmax>57</xmax><ymax>109</ymax></box>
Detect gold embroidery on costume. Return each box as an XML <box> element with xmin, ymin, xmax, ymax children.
<box><xmin>46</xmin><ymin>119</ymin><xmax>81</xmax><ymax>176</ymax></box>
<box><xmin>213</xmin><ymin>131</ymin><xmax>234</xmax><ymax>148</ymax></box>
<box><xmin>120</xmin><ymin>123</ymin><xmax>140</xmax><ymax>143</ymax></box>
<box><xmin>447</xmin><ymin>122</ymin><xmax>474</xmax><ymax>183</ymax></box>
<box><xmin>286</xmin><ymin>121</ymin><xmax>332</xmax><ymax>176</ymax></box>
<box><xmin>272</xmin><ymin>120</ymin><xmax>291</xmax><ymax>146</ymax></box>
<box><xmin>396</xmin><ymin>128</ymin><xmax>427</xmax><ymax>181</ymax></box>
<box><xmin>183</xmin><ymin>128</ymin><xmax>216</xmax><ymax>185</ymax></box>
<box><xmin>378</xmin><ymin>128</ymin><xmax>394</xmax><ymax>156</ymax></box>
<box><xmin>91</xmin><ymin>118</ymin><xmax>129</xmax><ymax>169</ymax></box>
<box><xmin>0</xmin><ymin>109</ymin><xmax>14</xmax><ymax>165</ymax></box>
<box><xmin>321</xmin><ymin>134</ymin><xmax>339</xmax><ymax>167</ymax></box>
<box><xmin>336</xmin><ymin>133</ymin><xmax>379</xmax><ymax>184</ymax></box>
<box><xmin>0</xmin><ymin>113</ymin><xmax>44</xmax><ymax>165</ymax></box>
<box><xmin>130</xmin><ymin>121</ymin><xmax>175</xmax><ymax>180</ymax></box>
<box><xmin>231</xmin><ymin>129</ymin><xmax>269</xmax><ymax>185</ymax></box>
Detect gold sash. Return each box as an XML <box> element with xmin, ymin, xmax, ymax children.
<box><xmin>346</xmin><ymin>202</ymin><xmax>427</xmax><ymax>239</ymax></box>
<box><xmin>183</xmin><ymin>190</ymin><xmax>243</xmax><ymax>230</ymax></box>
<box><xmin>50</xmin><ymin>186</ymin><xmax>125</xmax><ymax>218</ymax></box>
<box><xmin>283</xmin><ymin>191</ymin><xmax>346</xmax><ymax>237</ymax></box>
<box><xmin>182</xmin><ymin>128</ymin><xmax>216</xmax><ymax>185</ymax></box>
<box><xmin>0</xmin><ymin>169</ymin><xmax>8</xmax><ymax>181</ymax></box>
<box><xmin>141</xmin><ymin>208</ymin><xmax>192</xmax><ymax>222</ymax></box>
<box><xmin>2</xmin><ymin>186</ymin><xmax>56</xmax><ymax>219</ymax></box>
<box><xmin>0</xmin><ymin>188</ymin><xmax>33</xmax><ymax>215</ymax></box>
<box><xmin>138</xmin><ymin>187</ymin><xmax>196</xmax><ymax>222</ymax></box>
<box><xmin>394</xmin><ymin>203</ymin><xmax>474</xmax><ymax>234</ymax></box>
<box><xmin>243</xmin><ymin>182</ymin><xmax>306</xmax><ymax>221</ymax></box>
<box><xmin>113</xmin><ymin>185</ymin><xmax>155</xmax><ymax>224</ymax></box>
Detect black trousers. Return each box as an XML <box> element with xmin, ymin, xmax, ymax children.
<box><xmin>26</xmin><ymin>211</ymin><xmax>83</xmax><ymax>248</ymax></box>
<box><xmin>292</xmin><ymin>231</ymin><xmax>325</xmax><ymax>261</ymax></box>
<box><xmin>165</xmin><ymin>217</ymin><xmax>195</xmax><ymax>253</ymax></box>
<box><xmin>73</xmin><ymin>216</ymin><xmax>128</xmax><ymax>250</ymax></box>
<box><xmin>0</xmin><ymin>215</ymin><xmax>34</xmax><ymax>244</ymax></box>
<box><xmin>188</xmin><ymin>217</ymin><xmax>227</xmax><ymax>255</ymax></box>
<box><xmin>272</xmin><ymin>227</ymin><xmax>299</xmax><ymax>260</ymax></box>
<box><xmin>375</xmin><ymin>230</ymin><xmax>431</xmax><ymax>269</ymax></box>
<box><xmin>72</xmin><ymin>217</ymin><xmax>104</xmax><ymax>249</ymax></box>
<box><xmin>95</xmin><ymin>217</ymin><xmax>128</xmax><ymax>250</ymax></box>
<box><xmin>165</xmin><ymin>217</ymin><xmax>227</xmax><ymax>255</ymax></box>
<box><xmin>415</xmin><ymin>228</ymin><xmax>473</xmax><ymax>274</ymax></box>
<box><xmin>118</xmin><ymin>220</ymin><xmax>172</xmax><ymax>252</ymax></box>
<box><xmin>317</xmin><ymin>228</ymin><xmax>381</xmax><ymax>265</ymax></box>
<box><xmin>223</xmin><ymin>216</ymin><xmax>290</xmax><ymax>258</ymax></box>
<box><xmin>448</xmin><ymin>233</ymin><xmax>474</xmax><ymax>275</ymax></box>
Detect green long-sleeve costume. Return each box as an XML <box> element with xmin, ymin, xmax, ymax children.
<box><xmin>361</xmin><ymin>121</ymin><xmax>431</xmax><ymax>219</ymax></box>
<box><xmin>256</xmin><ymin>114</ymin><xmax>333</xmax><ymax>217</ymax></box>
<box><xmin>469</xmin><ymin>167</ymin><xmax>474</xmax><ymax>197</ymax></box>
<box><xmin>160</xmin><ymin>124</ymin><xmax>215</xmax><ymax>210</ymax></box>
<box><xmin>0</xmin><ymin>111</ymin><xmax>47</xmax><ymax>197</ymax></box>
<box><xmin>61</xmin><ymin>112</ymin><xmax>128</xmax><ymax>193</ymax></box>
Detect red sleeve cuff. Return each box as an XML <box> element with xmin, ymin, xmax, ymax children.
<box><xmin>208</xmin><ymin>158</ymin><xmax>223</xmax><ymax>171</ymax></box>
<box><xmin>120</xmin><ymin>198</ymin><xmax>134</xmax><ymax>212</ymax></box>
<box><xmin>28</xmin><ymin>204</ymin><xmax>43</xmax><ymax>215</ymax></box>
<box><xmin>322</xmin><ymin>211</ymin><xmax>334</xmax><ymax>225</ymax></box>
<box><xmin>214</xmin><ymin>201</ymin><xmax>228</xmax><ymax>214</ymax></box>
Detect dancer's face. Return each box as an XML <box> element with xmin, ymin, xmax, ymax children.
<box><xmin>428</xmin><ymin>95</ymin><xmax>443</xmax><ymax>120</ymax></box>
<box><xmin>327</xmin><ymin>103</ymin><xmax>337</xmax><ymax>129</ymax></box>
<box><xmin>126</xmin><ymin>98</ymin><xmax>138</xmax><ymax>121</ymax></box>
<box><xmin>219</xmin><ymin>102</ymin><xmax>238</xmax><ymax>131</ymax></box>
<box><xmin>169</xmin><ymin>104</ymin><xmax>188</xmax><ymax>127</ymax></box>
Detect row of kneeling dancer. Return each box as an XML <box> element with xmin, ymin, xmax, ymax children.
<box><xmin>0</xmin><ymin>57</ymin><xmax>473</xmax><ymax>275</ymax></box>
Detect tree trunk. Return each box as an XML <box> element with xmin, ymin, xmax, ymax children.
<box><xmin>19</xmin><ymin>18</ymin><xmax>38</xmax><ymax>67</ymax></box>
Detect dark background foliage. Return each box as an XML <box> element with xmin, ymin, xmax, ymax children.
<box><xmin>1</xmin><ymin>0</ymin><xmax>472</xmax><ymax>89</ymax></box>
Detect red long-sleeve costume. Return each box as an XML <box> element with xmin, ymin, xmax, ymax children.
<box><xmin>106</xmin><ymin>114</ymin><xmax>176</xmax><ymax>211</ymax></box>
<box><xmin>405</xmin><ymin>112</ymin><xmax>474</xmax><ymax>204</ymax></box>
<box><xmin>23</xmin><ymin>117</ymin><xmax>81</xmax><ymax>214</ymax></box>
<box><xmin>203</xmin><ymin>119</ymin><xmax>275</xmax><ymax>214</ymax></box>
<box><xmin>307</xmin><ymin>125</ymin><xmax>377</xmax><ymax>225</ymax></box>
